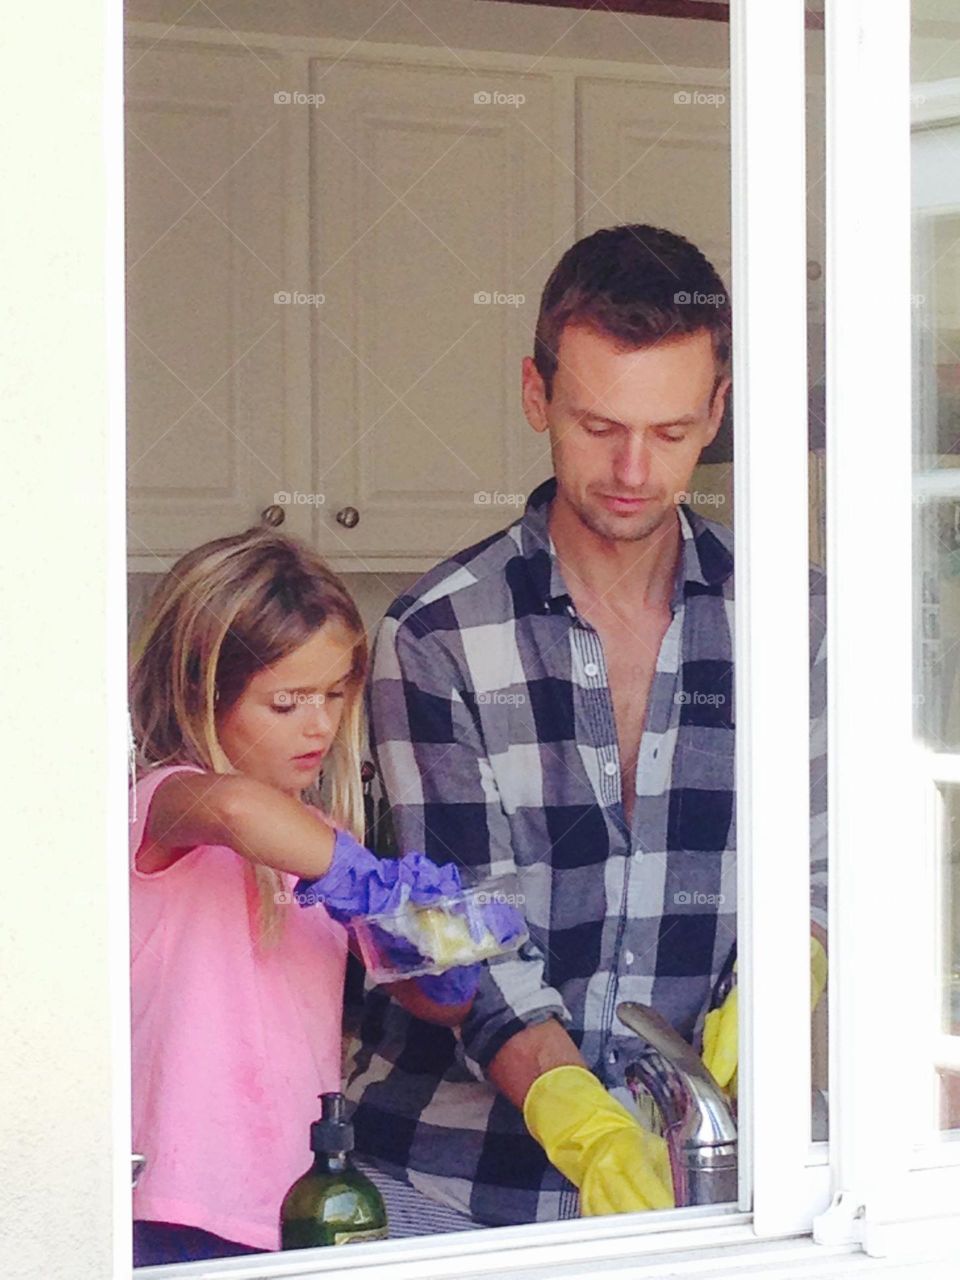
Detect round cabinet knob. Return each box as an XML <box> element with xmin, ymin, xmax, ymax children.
<box><xmin>260</xmin><ymin>504</ymin><xmax>286</xmax><ymax>527</ymax></box>
<box><xmin>336</xmin><ymin>506</ymin><xmax>360</xmax><ymax>528</ymax></box>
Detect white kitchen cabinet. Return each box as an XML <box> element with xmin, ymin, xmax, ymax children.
<box><xmin>124</xmin><ymin>31</ymin><xmax>731</xmax><ymax>572</ymax></box>
<box><xmin>306</xmin><ymin>57</ymin><xmax>560</xmax><ymax>563</ymax></box>
<box><xmin>124</xmin><ymin>40</ymin><xmax>312</xmax><ymax>569</ymax></box>
<box><xmin>576</xmin><ymin>74</ymin><xmax>731</xmax><ymax>280</ymax></box>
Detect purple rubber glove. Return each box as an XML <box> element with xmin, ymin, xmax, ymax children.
<box><xmin>470</xmin><ymin>895</ymin><xmax>527</xmax><ymax>947</ymax></box>
<box><xmin>415</xmin><ymin>964</ymin><xmax>482</xmax><ymax>1005</ymax></box>
<box><xmin>412</xmin><ymin>896</ymin><xmax>527</xmax><ymax>1005</ymax></box>
<box><xmin>294</xmin><ymin>829</ymin><xmax>463</xmax><ymax>922</ymax></box>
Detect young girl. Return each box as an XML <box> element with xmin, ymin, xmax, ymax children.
<box><xmin>128</xmin><ymin>526</ymin><xmax>475</xmax><ymax>1266</ymax></box>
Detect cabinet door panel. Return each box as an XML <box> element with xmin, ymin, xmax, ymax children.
<box><xmin>310</xmin><ymin>60</ymin><xmax>558</xmax><ymax>561</ymax></box>
<box><xmin>577</xmin><ymin>76</ymin><xmax>730</xmax><ymax>281</ymax></box>
<box><xmin>125</xmin><ymin>44</ymin><xmax>306</xmax><ymax>564</ymax></box>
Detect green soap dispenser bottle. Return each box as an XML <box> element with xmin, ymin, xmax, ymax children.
<box><xmin>281</xmin><ymin>1092</ymin><xmax>388</xmax><ymax>1249</ymax></box>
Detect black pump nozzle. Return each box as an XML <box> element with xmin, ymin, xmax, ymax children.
<box><xmin>310</xmin><ymin>1091</ymin><xmax>354</xmax><ymax>1155</ymax></box>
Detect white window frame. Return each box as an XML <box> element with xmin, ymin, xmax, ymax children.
<box><xmin>810</xmin><ymin>0</ymin><xmax>960</xmax><ymax>1261</ymax></box>
<box><xmin>7</xmin><ymin>0</ymin><xmax>960</xmax><ymax>1276</ymax></box>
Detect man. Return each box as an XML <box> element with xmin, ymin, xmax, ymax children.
<box><xmin>345</xmin><ymin>225</ymin><xmax>828</xmax><ymax>1231</ymax></box>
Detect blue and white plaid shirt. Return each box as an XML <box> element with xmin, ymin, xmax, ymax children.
<box><xmin>345</xmin><ymin>476</ymin><xmax>828</xmax><ymax>1227</ymax></box>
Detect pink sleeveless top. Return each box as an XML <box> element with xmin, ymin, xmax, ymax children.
<box><xmin>130</xmin><ymin>764</ymin><xmax>348</xmax><ymax>1251</ymax></box>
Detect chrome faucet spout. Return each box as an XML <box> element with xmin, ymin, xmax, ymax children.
<box><xmin>616</xmin><ymin>1001</ymin><xmax>738</xmax><ymax>1207</ymax></box>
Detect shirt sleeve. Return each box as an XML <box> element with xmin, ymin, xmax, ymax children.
<box><xmin>809</xmin><ymin>577</ymin><xmax>828</xmax><ymax>936</ymax></box>
<box><xmin>367</xmin><ymin>611</ymin><xmax>570</xmax><ymax>1070</ymax></box>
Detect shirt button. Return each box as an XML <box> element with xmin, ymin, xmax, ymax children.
<box><xmin>603</xmin><ymin>761</ymin><xmax>617</xmax><ymax>776</ymax></box>
<box><xmin>624</xmin><ymin>950</ymin><xmax>635</xmax><ymax>966</ymax></box>
<box><xmin>584</xmin><ymin>661</ymin><xmax>599</xmax><ymax>677</ymax></box>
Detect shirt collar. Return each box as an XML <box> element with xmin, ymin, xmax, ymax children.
<box><xmin>518</xmin><ymin>476</ymin><xmax>733</xmax><ymax>615</ymax></box>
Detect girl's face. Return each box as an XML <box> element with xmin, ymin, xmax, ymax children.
<box><xmin>216</xmin><ymin>620</ymin><xmax>358</xmax><ymax>798</ymax></box>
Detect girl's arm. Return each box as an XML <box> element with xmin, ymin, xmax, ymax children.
<box><xmin>139</xmin><ymin>771</ymin><xmax>337</xmax><ymax>878</ymax></box>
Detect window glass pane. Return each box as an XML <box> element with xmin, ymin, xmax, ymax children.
<box><xmin>912</xmin><ymin>0</ymin><xmax>960</xmax><ymax>1135</ymax></box>
<box><xmin>806</xmin><ymin>21</ymin><xmax>829</xmax><ymax>1144</ymax></box>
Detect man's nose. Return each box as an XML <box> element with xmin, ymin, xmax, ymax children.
<box><xmin>613</xmin><ymin>431</ymin><xmax>652</xmax><ymax>490</ymax></box>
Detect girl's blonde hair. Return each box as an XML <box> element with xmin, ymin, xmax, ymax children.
<box><xmin>129</xmin><ymin>525</ymin><xmax>369</xmax><ymax>946</ymax></box>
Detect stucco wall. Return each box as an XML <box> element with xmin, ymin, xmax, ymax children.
<box><xmin>0</xmin><ymin>4</ymin><xmax>128</xmax><ymax>1277</ymax></box>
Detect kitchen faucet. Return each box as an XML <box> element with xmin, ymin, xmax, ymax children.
<box><xmin>616</xmin><ymin>1001</ymin><xmax>738</xmax><ymax>1207</ymax></box>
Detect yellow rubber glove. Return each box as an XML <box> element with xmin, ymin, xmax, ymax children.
<box><xmin>701</xmin><ymin>937</ymin><xmax>828</xmax><ymax>1092</ymax></box>
<box><xmin>522</xmin><ymin>1065</ymin><xmax>675</xmax><ymax>1215</ymax></box>
<box><xmin>702</xmin><ymin>984</ymin><xmax>739</xmax><ymax>1090</ymax></box>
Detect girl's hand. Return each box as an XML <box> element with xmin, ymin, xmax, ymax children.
<box><xmin>414</xmin><ymin>964</ymin><xmax>481</xmax><ymax>1006</ymax></box>
<box><xmin>386</xmin><ymin>975</ymin><xmax>476</xmax><ymax>1027</ymax></box>
<box><xmin>294</xmin><ymin>835</ymin><xmax>461</xmax><ymax>922</ymax></box>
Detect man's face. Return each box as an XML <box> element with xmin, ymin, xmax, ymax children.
<box><xmin>522</xmin><ymin>324</ymin><xmax>729</xmax><ymax>544</ymax></box>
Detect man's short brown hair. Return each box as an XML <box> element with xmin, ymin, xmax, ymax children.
<box><xmin>533</xmin><ymin>224</ymin><xmax>731</xmax><ymax>399</ymax></box>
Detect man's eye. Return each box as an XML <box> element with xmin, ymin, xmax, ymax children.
<box><xmin>583</xmin><ymin>423</ymin><xmax>611</xmax><ymax>436</ymax></box>
<box><xmin>660</xmin><ymin>432</ymin><xmax>685</xmax><ymax>443</ymax></box>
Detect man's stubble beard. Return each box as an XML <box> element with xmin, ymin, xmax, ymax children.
<box><xmin>573</xmin><ymin>491</ymin><xmax>676</xmax><ymax>544</ymax></box>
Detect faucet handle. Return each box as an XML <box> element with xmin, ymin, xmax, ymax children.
<box><xmin>616</xmin><ymin>1002</ymin><xmax>722</xmax><ymax>1091</ymax></box>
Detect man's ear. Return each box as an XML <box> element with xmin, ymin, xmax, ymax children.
<box><xmin>521</xmin><ymin>356</ymin><xmax>550</xmax><ymax>434</ymax></box>
<box><xmin>704</xmin><ymin>375</ymin><xmax>731</xmax><ymax>447</ymax></box>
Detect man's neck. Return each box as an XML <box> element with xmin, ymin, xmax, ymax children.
<box><xmin>548</xmin><ymin>490</ymin><xmax>682</xmax><ymax>615</ymax></box>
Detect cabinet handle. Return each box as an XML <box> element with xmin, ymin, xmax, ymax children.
<box><xmin>260</xmin><ymin>504</ymin><xmax>286</xmax><ymax>527</ymax></box>
<box><xmin>336</xmin><ymin>506</ymin><xmax>360</xmax><ymax>528</ymax></box>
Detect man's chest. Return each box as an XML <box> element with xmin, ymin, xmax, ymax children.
<box><xmin>597</xmin><ymin>613</ymin><xmax>672</xmax><ymax>806</ymax></box>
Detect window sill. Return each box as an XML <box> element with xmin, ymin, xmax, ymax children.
<box><xmin>135</xmin><ymin>1211</ymin><xmax>945</xmax><ymax>1280</ymax></box>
